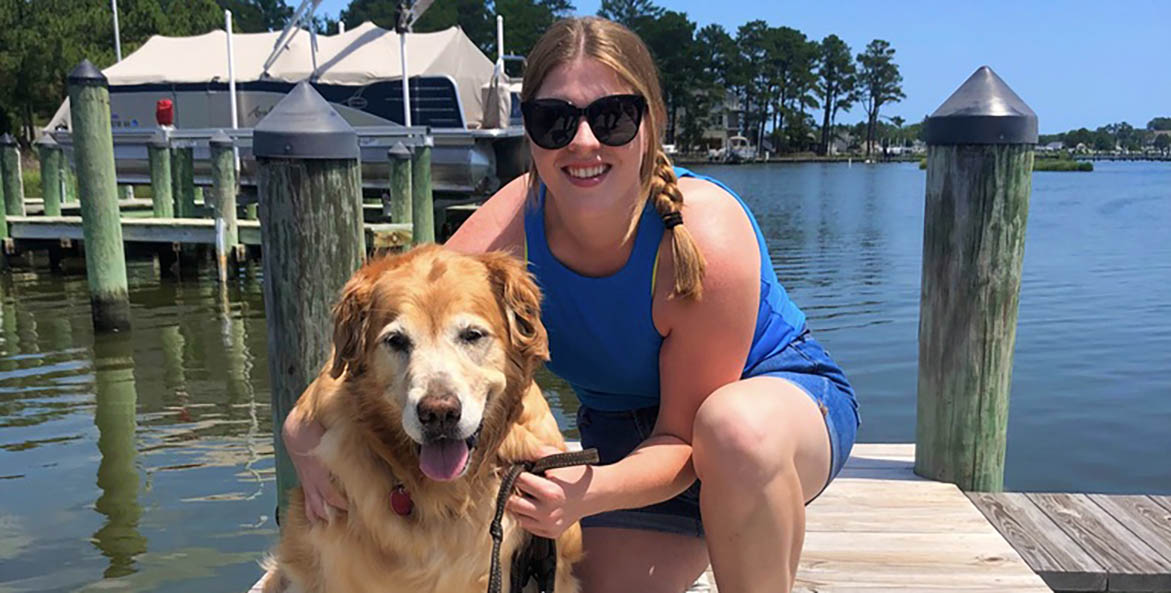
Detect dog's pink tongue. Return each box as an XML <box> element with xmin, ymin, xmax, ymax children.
<box><xmin>419</xmin><ymin>439</ymin><xmax>469</xmax><ymax>482</ymax></box>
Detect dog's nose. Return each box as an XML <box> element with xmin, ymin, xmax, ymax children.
<box><xmin>417</xmin><ymin>393</ymin><xmax>461</xmax><ymax>434</ymax></box>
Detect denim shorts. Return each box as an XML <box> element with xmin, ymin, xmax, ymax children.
<box><xmin>578</xmin><ymin>330</ymin><xmax>860</xmax><ymax>538</ymax></box>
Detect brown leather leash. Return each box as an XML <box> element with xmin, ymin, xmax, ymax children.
<box><xmin>487</xmin><ymin>448</ymin><xmax>600</xmax><ymax>593</ymax></box>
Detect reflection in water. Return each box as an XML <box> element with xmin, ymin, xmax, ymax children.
<box><xmin>92</xmin><ymin>333</ymin><xmax>146</xmax><ymax>578</ymax></box>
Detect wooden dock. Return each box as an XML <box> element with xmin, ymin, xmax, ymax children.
<box><xmin>4</xmin><ymin>215</ymin><xmax>412</xmax><ymax>251</ymax></box>
<box><xmin>789</xmin><ymin>443</ymin><xmax>1050</xmax><ymax>592</ymax></box>
<box><xmin>969</xmin><ymin>492</ymin><xmax>1171</xmax><ymax>592</ymax></box>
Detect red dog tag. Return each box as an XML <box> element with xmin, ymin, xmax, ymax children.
<box><xmin>390</xmin><ymin>485</ymin><xmax>413</xmax><ymax>516</ymax></box>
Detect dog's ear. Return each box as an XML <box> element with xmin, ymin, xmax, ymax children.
<box><xmin>329</xmin><ymin>269</ymin><xmax>375</xmax><ymax>379</ymax></box>
<box><xmin>480</xmin><ymin>251</ymin><xmax>549</xmax><ymax>366</ymax></box>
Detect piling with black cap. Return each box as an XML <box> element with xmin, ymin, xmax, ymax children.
<box><xmin>170</xmin><ymin>143</ymin><xmax>196</xmax><ymax>218</ymax></box>
<box><xmin>253</xmin><ymin>81</ymin><xmax>365</xmax><ymax>517</ymax></box>
<box><xmin>387</xmin><ymin>142</ymin><xmax>412</xmax><ymax>224</ymax></box>
<box><xmin>147</xmin><ymin>133</ymin><xmax>173</xmax><ymax>217</ymax></box>
<box><xmin>0</xmin><ymin>133</ymin><xmax>24</xmax><ymax>216</ymax></box>
<box><xmin>67</xmin><ymin>60</ymin><xmax>130</xmax><ymax>332</ymax></box>
<box><xmin>411</xmin><ymin>133</ymin><xmax>434</xmax><ymax>244</ymax></box>
<box><xmin>209</xmin><ymin>130</ymin><xmax>240</xmax><ymax>283</ymax></box>
<box><xmin>915</xmin><ymin>66</ymin><xmax>1037</xmax><ymax>492</ymax></box>
<box><xmin>36</xmin><ymin>134</ymin><xmax>64</xmax><ymax>216</ymax></box>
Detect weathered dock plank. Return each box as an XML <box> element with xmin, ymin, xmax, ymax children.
<box><xmin>1087</xmin><ymin>495</ymin><xmax>1171</xmax><ymax>568</ymax></box>
<box><xmin>969</xmin><ymin>491</ymin><xmax>1105</xmax><ymax>591</ymax></box>
<box><xmin>1028</xmin><ymin>492</ymin><xmax>1171</xmax><ymax>592</ymax></box>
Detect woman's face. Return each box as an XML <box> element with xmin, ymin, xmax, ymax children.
<box><xmin>528</xmin><ymin>58</ymin><xmax>648</xmax><ymax>216</ymax></box>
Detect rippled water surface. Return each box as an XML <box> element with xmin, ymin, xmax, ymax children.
<box><xmin>0</xmin><ymin>161</ymin><xmax>1167</xmax><ymax>592</ymax></box>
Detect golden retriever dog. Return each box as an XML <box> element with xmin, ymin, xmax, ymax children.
<box><xmin>262</xmin><ymin>245</ymin><xmax>582</xmax><ymax>593</ymax></box>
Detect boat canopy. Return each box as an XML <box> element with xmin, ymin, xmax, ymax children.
<box><xmin>49</xmin><ymin>22</ymin><xmax>501</xmax><ymax>130</ymax></box>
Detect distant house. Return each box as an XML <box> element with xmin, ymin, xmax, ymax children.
<box><xmin>1038</xmin><ymin>141</ymin><xmax>1065</xmax><ymax>152</ymax></box>
<box><xmin>829</xmin><ymin>131</ymin><xmax>853</xmax><ymax>155</ymax></box>
<box><xmin>671</xmin><ymin>88</ymin><xmax>742</xmax><ymax>154</ymax></box>
<box><xmin>700</xmin><ymin>90</ymin><xmax>743</xmax><ymax>152</ymax></box>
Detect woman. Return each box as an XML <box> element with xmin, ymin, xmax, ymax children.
<box><xmin>285</xmin><ymin>16</ymin><xmax>859</xmax><ymax>593</ymax></box>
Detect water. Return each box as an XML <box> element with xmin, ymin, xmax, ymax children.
<box><xmin>0</xmin><ymin>161</ymin><xmax>1167</xmax><ymax>592</ymax></box>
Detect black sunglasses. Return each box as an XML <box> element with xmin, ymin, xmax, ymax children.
<box><xmin>521</xmin><ymin>94</ymin><xmax>648</xmax><ymax>150</ymax></box>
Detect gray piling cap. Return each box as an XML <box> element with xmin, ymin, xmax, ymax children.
<box><xmin>253</xmin><ymin>81</ymin><xmax>358</xmax><ymax>159</ymax></box>
<box><xmin>34</xmin><ymin>134</ymin><xmax>59</xmax><ymax>147</ymax></box>
<box><xmin>209</xmin><ymin>129</ymin><xmax>234</xmax><ymax>148</ymax></box>
<box><xmin>0</xmin><ymin>133</ymin><xmax>15</xmax><ymax>147</ymax></box>
<box><xmin>388</xmin><ymin>142</ymin><xmax>412</xmax><ymax>160</ymax></box>
<box><xmin>925</xmin><ymin>66</ymin><xmax>1037</xmax><ymax>145</ymax></box>
<box><xmin>67</xmin><ymin>59</ymin><xmax>108</xmax><ymax>88</ymax></box>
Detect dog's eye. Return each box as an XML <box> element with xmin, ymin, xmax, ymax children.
<box><xmin>459</xmin><ymin>328</ymin><xmax>487</xmax><ymax>344</ymax></box>
<box><xmin>384</xmin><ymin>332</ymin><xmax>412</xmax><ymax>353</ymax></box>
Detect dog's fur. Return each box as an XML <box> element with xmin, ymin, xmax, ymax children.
<box><xmin>262</xmin><ymin>245</ymin><xmax>582</xmax><ymax>593</ymax></box>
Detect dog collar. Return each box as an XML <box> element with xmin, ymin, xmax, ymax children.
<box><xmin>390</xmin><ymin>485</ymin><xmax>413</xmax><ymax>516</ymax></box>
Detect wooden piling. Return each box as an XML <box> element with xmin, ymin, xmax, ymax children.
<box><xmin>0</xmin><ymin>134</ymin><xmax>25</xmax><ymax>217</ymax></box>
<box><xmin>36</xmin><ymin>134</ymin><xmax>64</xmax><ymax>216</ymax></box>
<box><xmin>171</xmin><ymin>144</ymin><xmax>196</xmax><ymax>218</ymax></box>
<box><xmin>915</xmin><ymin>66</ymin><xmax>1037</xmax><ymax>492</ymax></box>
<box><xmin>253</xmin><ymin>81</ymin><xmax>365</xmax><ymax>518</ymax></box>
<box><xmin>148</xmin><ymin>134</ymin><xmax>173</xmax><ymax>218</ymax></box>
<box><xmin>411</xmin><ymin>134</ymin><xmax>434</xmax><ymax>244</ymax></box>
<box><xmin>388</xmin><ymin>142</ymin><xmax>412</xmax><ymax>223</ymax></box>
<box><xmin>67</xmin><ymin>60</ymin><xmax>131</xmax><ymax>332</ymax></box>
<box><xmin>209</xmin><ymin>130</ymin><xmax>239</xmax><ymax>283</ymax></box>
<box><xmin>64</xmin><ymin>158</ymin><xmax>78</xmax><ymax>203</ymax></box>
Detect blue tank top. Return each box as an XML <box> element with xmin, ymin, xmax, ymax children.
<box><xmin>524</xmin><ymin>167</ymin><xmax>806</xmax><ymax>411</ymax></box>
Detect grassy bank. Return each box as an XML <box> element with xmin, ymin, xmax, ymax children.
<box><xmin>1033</xmin><ymin>158</ymin><xmax>1093</xmax><ymax>171</ymax></box>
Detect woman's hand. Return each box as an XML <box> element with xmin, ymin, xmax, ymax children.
<box><xmin>506</xmin><ymin>446</ymin><xmax>594</xmax><ymax>539</ymax></box>
<box><xmin>283</xmin><ymin>409</ymin><xmax>348</xmax><ymax>523</ymax></box>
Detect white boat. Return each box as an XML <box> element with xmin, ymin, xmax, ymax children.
<box><xmin>44</xmin><ymin>21</ymin><xmax>525</xmax><ymax>195</ymax></box>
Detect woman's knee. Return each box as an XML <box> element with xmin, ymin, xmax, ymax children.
<box><xmin>691</xmin><ymin>379</ymin><xmax>804</xmax><ymax>487</ymax></box>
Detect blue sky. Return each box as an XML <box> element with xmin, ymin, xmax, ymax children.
<box><xmin>315</xmin><ymin>0</ymin><xmax>1170</xmax><ymax>134</ymax></box>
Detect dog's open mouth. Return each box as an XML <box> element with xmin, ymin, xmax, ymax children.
<box><xmin>418</xmin><ymin>425</ymin><xmax>481</xmax><ymax>482</ymax></box>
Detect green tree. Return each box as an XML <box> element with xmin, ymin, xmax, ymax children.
<box><xmin>637</xmin><ymin>10</ymin><xmax>698</xmax><ymax>144</ymax></box>
<box><xmin>414</xmin><ymin>0</ymin><xmax>493</xmax><ymax>51</ymax></box>
<box><xmin>735</xmin><ymin>20</ymin><xmax>769</xmax><ymax>144</ymax></box>
<box><xmin>1154</xmin><ymin>134</ymin><xmax>1170</xmax><ymax>152</ymax></box>
<box><xmin>597</xmin><ymin>0</ymin><xmax>663</xmax><ymax>29</ymax></box>
<box><xmin>338</xmin><ymin>0</ymin><xmax>397</xmax><ymax>30</ymax></box>
<box><xmin>0</xmin><ymin>0</ymin><xmax>220</xmax><ymax>141</ymax></box>
<box><xmin>165</xmin><ymin>0</ymin><xmax>226</xmax><ymax>36</ymax></box>
<box><xmin>763</xmin><ymin>26</ymin><xmax>817</xmax><ymax>152</ymax></box>
<box><xmin>1063</xmin><ymin>127</ymin><xmax>1093</xmax><ymax>149</ymax></box>
<box><xmin>815</xmin><ymin>34</ymin><xmax>857</xmax><ymax>155</ymax></box>
<box><xmin>494</xmin><ymin>0</ymin><xmax>574</xmax><ymax>58</ymax></box>
<box><xmin>856</xmin><ymin>39</ymin><xmax>904</xmax><ymax>158</ymax></box>
<box><xmin>216</xmin><ymin>0</ymin><xmax>292</xmax><ymax>32</ymax></box>
<box><xmin>1147</xmin><ymin>117</ymin><xmax>1171</xmax><ymax>131</ymax></box>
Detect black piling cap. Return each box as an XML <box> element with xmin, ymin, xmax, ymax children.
<box><xmin>34</xmin><ymin>133</ymin><xmax>59</xmax><ymax>147</ymax></box>
<box><xmin>925</xmin><ymin>66</ymin><xmax>1037</xmax><ymax>145</ymax></box>
<box><xmin>209</xmin><ymin>129</ymin><xmax>234</xmax><ymax>148</ymax></box>
<box><xmin>388</xmin><ymin>141</ymin><xmax>412</xmax><ymax>160</ymax></box>
<box><xmin>67</xmin><ymin>59</ymin><xmax>108</xmax><ymax>88</ymax></box>
<box><xmin>253</xmin><ymin>81</ymin><xmax>358</xmax><ymax>159</ymax></box>
<box><xmin>0</xmin><ymin>133</ymin><xmax>15</xmax><ymax>147</ymax></box>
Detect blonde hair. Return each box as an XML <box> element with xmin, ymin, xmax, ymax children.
<box><xmin>522</xmin><ymin>17</ymin><xmax>706</xmax><ymax>300</ymax></box>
